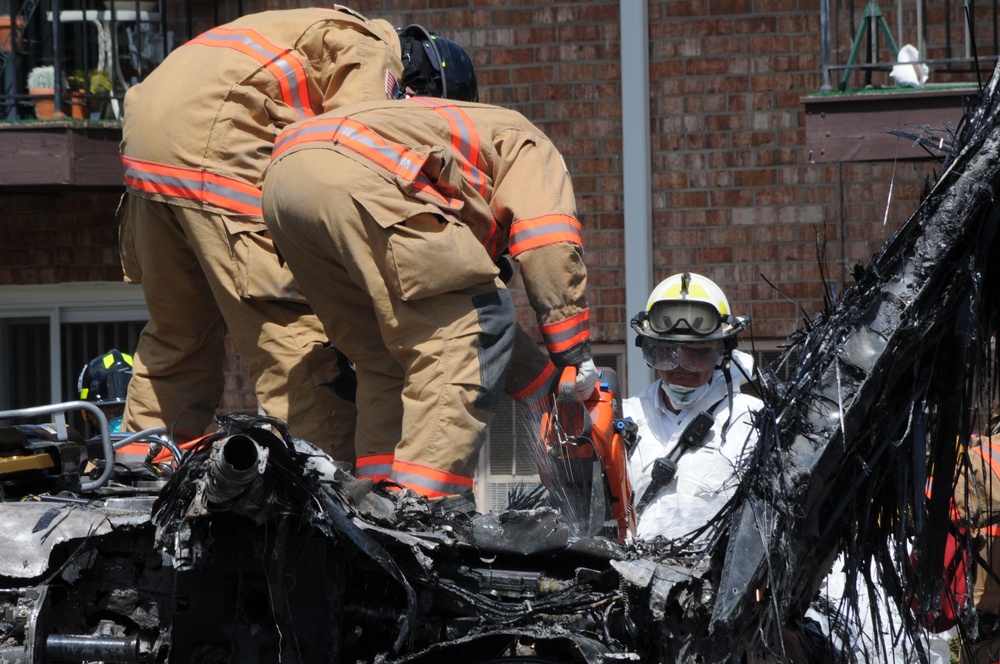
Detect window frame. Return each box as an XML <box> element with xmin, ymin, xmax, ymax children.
<box><xmin>0</xmin><ymin>282</ymin><xmax>148</xmax><ymax>406</ymax></box>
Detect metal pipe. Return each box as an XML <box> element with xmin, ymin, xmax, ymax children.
<box><xmin>204</xmin><ymin>434</ymin><xmax>266</xmax><ymax>504</ymax></box>
<box><xmin>0</xmin><ymin>401</ymin><xmax>113</xmax><ymax>491</ymax></box>
<box><xmin>111</xmin><ymin>427</ymin><xmax>184</xmax><ymax>465</ymax></box>
<box><xmin>918</xmin><ymin>0</ymin><xmax>926</xmax><ymax>58</ymax></box>
<box><xmin>821</xmin><ymin>0</ymin><xmax>832</xmax><ymax>91</ymax></box>
<box><xmin>620</xmin><ymin>0</ymin><xmax>654</xmax><ymax>397</ymax></box>
<box><xmin>45</xmin><ymin>634</ymin><xmax>138</xmax><ymax>662</ymax></box>
<box><xmin>52</xmin><ymin>0</ymin><xmax>62</xmax><ymax>114</ymax></box>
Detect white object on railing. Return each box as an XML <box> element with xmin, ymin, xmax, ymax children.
<box><xmin>890</xmin><ymin>43</ymin><xmax>930</xmax><ymax>88</ymax></box>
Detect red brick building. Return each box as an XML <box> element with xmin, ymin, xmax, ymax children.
<box><xmin>0</xmin><ymin>0</ymin><xmax>987</xmax><ymax>505</ymax></box>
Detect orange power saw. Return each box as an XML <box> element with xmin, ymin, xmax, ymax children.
<box><xmin>537</xmin><ymin>365</ymin><xmax>637</xmax><ymax>543</ymax></box>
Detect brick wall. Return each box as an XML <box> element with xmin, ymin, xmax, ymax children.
<box><xmin>336</xmin><ymin>0</ymin><xmax>948</xmax><ymax>340</ymax></box>
<box><xmin>0</xmin><ymin>189</ymin><xmax>122</xmax><ymax>285</ymax></box>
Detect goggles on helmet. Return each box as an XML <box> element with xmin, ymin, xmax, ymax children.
<box><xmin>641</xmin><ymin>338</ymin><xmax>724</xmax><ymax>372</ymax></box>
<box><xmin>647</xmin><ymin>299</ymin><xmax>724</xmax><ymax>337</ymax></box>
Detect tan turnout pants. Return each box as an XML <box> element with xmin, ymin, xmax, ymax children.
<box><xmin>263</xmin><ymin>150</ymin><xmax>515</xmax><ymax>496</ymax></box>
<box><xmin>119</xmin><ymin>194</ymin><xmax>357</xmax><ymax>459</ymax></box>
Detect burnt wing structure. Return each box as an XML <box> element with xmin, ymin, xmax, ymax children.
<box><xmin>699</xmin><ymin>62</ymin><xmax>1000</xmax><ymax>659</ymax></box>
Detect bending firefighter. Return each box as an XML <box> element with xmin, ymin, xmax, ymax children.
<box><xmin>118</xmin><ymin>7</ymin><xmax>408</xmax><ymax>458</ymax></box>
<box><xmin>262</xmin><ymin>94</ymin><xmax>596</xmax><ymax>500</ymax></box>
<box><xmin>625</xmin><ymin>272</ymin><xmax>761</xmax><ymax>543</ymax></box>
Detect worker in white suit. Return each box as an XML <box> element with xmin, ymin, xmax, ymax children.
<box><xmin>624</xmin><ymin>272</ymin><xmax>761</xmax><ymax>544</ymax></box>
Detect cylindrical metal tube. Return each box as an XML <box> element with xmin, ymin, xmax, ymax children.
<box><xmin>205</xmin><ymin>434</ymin><xmax>266</xmax><ymax>504</ymax></box>
<box><xmin>45</xmin><ymin>634</ymin><xmax>138</xmax><ymax>662</ymax></box>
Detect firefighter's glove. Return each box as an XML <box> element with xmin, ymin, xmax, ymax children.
<box><xmin>575</xmin><ymin>359</ymin><xmax>599</xmax><ymax>401</ymax></box>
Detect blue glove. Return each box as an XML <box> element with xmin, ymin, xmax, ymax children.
<box><xmin>574</xmin><ymin>359</ymin><xmax>599</xmax><ymax>401</ymax></box>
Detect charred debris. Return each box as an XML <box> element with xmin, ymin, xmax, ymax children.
<box><xmin>1</xmin><ymin>63</ymin><xmax>1000</xmax><ymax>663</ymax></box>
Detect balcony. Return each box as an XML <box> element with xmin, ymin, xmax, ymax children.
<box><xmin>806</xmin><ymin>0</ymin><xmax>995</xmax><ymax>162</ymax></box>
<box><xmin>0</xmin><ymin>0</ymin><xmax>235</xmax><ymax>186</ymax></box>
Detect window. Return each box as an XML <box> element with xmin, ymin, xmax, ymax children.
<box><xmin>0</xmin><ymin>282</ymin><xmax>148</xmax><ymax>427</ymax></box>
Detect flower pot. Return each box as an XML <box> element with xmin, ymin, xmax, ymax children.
<box><xmin>0</xmin><ymin>15</ymin><xmax>25</xmax><ymax>53</ymax></box>
<box><xmin>66</xmin><ymin>91</ymin><xmax>89</xmax><ymax>120</ymax></box>
<box><xmin>29</xmin><ymin>88</ymin><xmax>56</xmax><ymax>120</ymax></box>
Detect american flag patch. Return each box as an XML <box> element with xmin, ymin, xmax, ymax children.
<box><xmin>386</xmin><ymin>69</ymin><xmax>399</xmax><ymax>99</ymax></box>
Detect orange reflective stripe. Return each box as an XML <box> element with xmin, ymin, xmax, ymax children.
<box><xmin>410</xmin><ymin>98</ymin><xmax>488</xmax><ymax>196</ymax></box>
<box><xmin>509</xmin><ymin>361</ymin><xmax>557</xmax><ymax>414</ymax></box>
<box><xmin>356</xmin><ymin>453</ymin><xmax>394</xmax><ymax>481</ymax></box>
<box><xmin>509</xmin><ymin>214</ymin><xmax>582</xmax><ymax>256</ymax></box>
<box><xmin>390</xmin><ymin>459</ymin><xmax>473</xmax><ymax>499</ymax></box>
<box><xmin>190</xmin><ymin>26</ymin><xmax>313</xmax><ymax>118</ymax></box>
<box><xmin>540</xmin><ymin>310</ymin><xmax>590</xmax><ymax>354</ymax></box>
<box><xmin>969</xmin><ymin>445</ymin><xmax>1000</xmax><ymax>529</ymax></box>
<box><xmin>121</xmin><ymin>155</ymin><xmax>262</xmax><ymax>216</ymax></box>
<box><xmin>409</xmin><ymin>98</ymin><xmax>505</xmax><ymax>256</ymax></box>
<box><xmin>274</xmin><ymin>118</ymin><xmax>463</xmax><ymax>209</ymax></box>
<box><xmin>970</xmin><ymin>444</ymin><xmax>1000</xmax><ymax>480</ymax></box>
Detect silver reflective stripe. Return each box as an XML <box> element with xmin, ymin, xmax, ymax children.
<box><xmin>391</xmin><ymin>469</ymin><xmax>473</xmax><ymax>498</ymax></box>
<box><xmin>357</xmin><ymin>461</ymin><xmax>392</xmax><ymax>478</ymax></box>
<box><xmin>511</xmin><ymin>218</ymin><xmax>580</xmax><ymax>246</ymax></box>
<box><xmin>197</xmin><ymin>31</ymin><xmax>309</xmax><ymax>118</ymax></box>
<box><xmin>542</xmin><ymin>323</ymin><xmax>585</xmax><ymax>348</ymax></box>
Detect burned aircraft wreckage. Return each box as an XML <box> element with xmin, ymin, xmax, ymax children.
<box><xmin>1</xmin><ymin>64</ymin><xmax>1000</xmax><ymax>664</ymax></box>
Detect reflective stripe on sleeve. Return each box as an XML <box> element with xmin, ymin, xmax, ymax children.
<box><xmin>509</xmin><ymin>360</ymin><xmax>557</xmax><ymax>415</ymax></box>
<box><xmin>121</xmin><ymin>155</ymin><xmax>263</xmax><ymax>216</ymax></box>
<box><xmin>509</xmin><ymin>214</ymin><xmax>582</xmax><ymax>256</ymax></box>
<box><xmin>540</xmin><ymin>310</ymin><xmax>590</xmax><ymax>355</ymax></box>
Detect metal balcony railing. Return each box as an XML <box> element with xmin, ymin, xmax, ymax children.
<box><xmin>823</xmin><ymin>0</ymin><xmax>998</xmax><ymax>91</ymax></box>
<box><xmin>0</xmin><ymin>0</ymin><xmax>242</xmax><ymax>121</ymax></box>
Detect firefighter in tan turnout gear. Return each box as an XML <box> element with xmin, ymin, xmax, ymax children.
<box><xmin>262</xmin><ymin>90</ymin><xmax>598</xmax><ymax>500</ymax></box>
<box><xmin>118</xmin><ymin>7</ymin><xmax>403</xmax><ymax>458</ymax></box>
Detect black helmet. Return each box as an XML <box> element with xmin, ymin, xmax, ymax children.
<box><xmin>77</xmin><ymin>349</ymin><xmax>134</xmax><ymax>405</ymax></box>
<box><xmin>397</xmin><ymin>24</ymin><xmax>478</xmax><ymax>102</ymax></box>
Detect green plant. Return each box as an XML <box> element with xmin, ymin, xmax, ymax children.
<box><xmin>26</xmin><ymin>65</ymin><xmax>54</xmax><ymax>90</ymax></box>
<box><xmin>88</xmin><ymin>70</ymin><xmax>112</xmax><ymax>96</ymax></box>
<box><xmin>66</xmin><ymin>69</ymin><xmax>112</xmax><ymax>95</ymax></box>
<box><xmin>66</xmin><ymin>69</ymin><xmax>87</xmax><ymax>92</ymax></box>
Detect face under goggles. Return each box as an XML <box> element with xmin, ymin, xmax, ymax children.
<box><xmin>641</xmin><ymin>338</ymin><xmax>724</xmax><ymax>372</ymax></box>
<box><xmin>647</xmin><ymin>300</ymin><xmax>724</xmax><ymax>337</ymax></box>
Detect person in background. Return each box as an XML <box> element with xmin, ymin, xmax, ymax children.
<box><xmin>118</xmin><ymin>7</ymin><xmax>406</xmax><ymax>460</ymax></box>
<box><xmin>261</xmin><ymin>86</ymin><xmax>597</xmax><ymax>500</ymax></box>
<box><xmin>77</xmin><ymin>349</ymin><xmax>134</xmax><ymax>434</ymax></box>
<box><xmin>944</xmin><ymin>429</ymin><xmax>1000</xmax><ymax>664</ymax></box>
<box><xmin>625</xmin><ymin>272</ymin><xmax>761</xmax><ymax>543</ymax></box>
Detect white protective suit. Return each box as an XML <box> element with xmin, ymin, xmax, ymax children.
<box><xmin>624</xmin><ymin>349</ymin><xmax>761</xmax><ymax>542</ymax></box>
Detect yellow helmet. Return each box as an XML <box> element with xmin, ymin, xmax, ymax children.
<box><xmin>630</xmin><ymin>272</ymin><xmax>747</xmax><ymax>343</ymax></box>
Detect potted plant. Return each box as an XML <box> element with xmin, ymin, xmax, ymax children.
<box><xmin>88</xmin><ymin>69</ymin><xmax>113</xmax><ymax>120</ymax></box>
<box><xmin>0</xmin><ymin>14</ymin><xmax>25</xmax><ymax>53</ymax></box>
<box><xmin>65</xmin><ymin>69</ymin><xmax>89</xmax><ymax>120</ymax></box>
<box><xmin>26</xmin><ymin>65</ymin><xmax>56</xmax><ymax>119</ymax></box>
